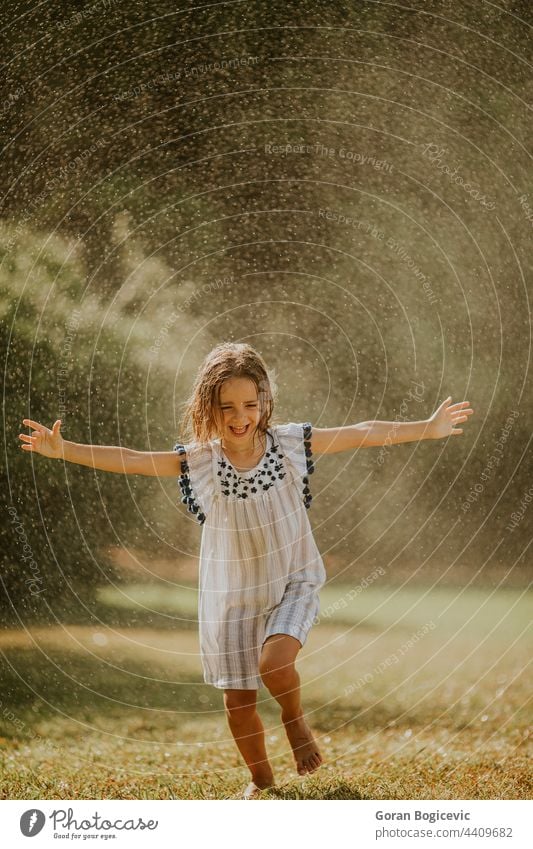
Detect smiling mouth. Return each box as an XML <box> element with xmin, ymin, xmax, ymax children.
<box><xmin>229</xmin><ymin>424</ymin><xmax>250</xmax><ymax>435</ymax></box>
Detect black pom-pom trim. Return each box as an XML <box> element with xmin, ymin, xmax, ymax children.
<box><xmin>302</xmin><ymin>422</ymin><xmax>314</xmax><ymax>509</ymax></box>
<box><xmin>174</xmin><ymin>443</ymin><xmax>206</xmax><ymax>524</ymax></box>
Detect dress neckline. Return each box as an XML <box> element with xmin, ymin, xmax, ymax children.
<box><xmin>218</xmin><ymin>429</ymin><xmax>273</xmax><ymax>475</ymax></box>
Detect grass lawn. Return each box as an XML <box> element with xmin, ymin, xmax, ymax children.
<box><xmin>0</xmin><ymin>583</ymin><xmax>531</xmax><ymax>800</ymax></box>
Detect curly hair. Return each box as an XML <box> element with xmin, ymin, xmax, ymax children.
<box><xmin>179</xmin><ymin>342</ymin><xmax>278</xmax><ymax>444</ymax></box>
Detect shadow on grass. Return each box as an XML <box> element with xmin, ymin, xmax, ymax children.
<box><xmin>61</xmin><ymin>600</ymin><xmax>199</xmax><ymax>631</ymax></box>
<box><xmin>306</xmin><ymin>700</ymin><xmax>413</xmax><ymax>734</ymax></box>
<box><xmin>0</xmin><ymin>645</ymin><xmax>217</xmax><ymax>740</ymax></box>
<box><xmin>262</xmin><ymin>779</ymin><xmax>367</xmax><ymax>800</ymax></box>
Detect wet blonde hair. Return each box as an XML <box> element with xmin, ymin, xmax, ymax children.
<box><xmin>180</xmin><ymin>342</ymin><xmax>278</xmax><ymax>444</ymax></box>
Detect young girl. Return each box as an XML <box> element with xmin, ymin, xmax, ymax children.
<box><xmin>19</xmin><ymin>341</ymin><xmax>473</xmax><ymax>798</ymax></box>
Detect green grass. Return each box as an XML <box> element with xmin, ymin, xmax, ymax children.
<box><xmin>96</xmin><ymin>581</ymin><xmax>532</xmax><ymax>634</ymax></box>
<box><xmin>0</xmin><ymin>584</ymin><xmax>531</xmax><ymax>800</ymax></box>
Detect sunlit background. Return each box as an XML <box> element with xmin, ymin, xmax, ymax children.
<box><xmin>1</xmin><ymin>1</ymin><xmax>531</xmax><ymax>799</ymax></box>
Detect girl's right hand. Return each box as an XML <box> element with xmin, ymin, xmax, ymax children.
<box><xmin>19</xmin><ymin>419</ymin><xmax>64</xmax><ymax>459</ymax></box>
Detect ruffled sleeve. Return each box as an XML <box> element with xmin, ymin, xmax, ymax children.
<box><xmin>274</xmin><ymin>421</ymin><xmax>314</xmax><ymax>509</ymax></box>
<box><xmin>173</xmin><ymin>440</ymin><xmax>215</xmax><ymax>524</ymax></box>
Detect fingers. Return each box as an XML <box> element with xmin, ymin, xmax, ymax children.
<box><xmin>19</xmin><ymin>418</ymin><xmax>61</xmax><ymax>456</ymax></box>
<box><xmin>447</xmin><ymin>403</ymin><xmax>474</xmax><ymax>417</ymax></box>
<box><xmin>450</xmin><ymin>403</ymin><xmax>473</xmax><ymax>412</ymax></box>
<box><xmin>22</xmin><ymin>419</ymin><xmax>46</xmax><ymax>432</ymax></box>
<box><xmin>18</xmin><ymin>433</ymin><xmax>40</xmax><ymax>451</ymax></box>
<box><xmin>441</xmin><ymin>400</ymin><xmax>474</xmax><ymax>411</ymax></box>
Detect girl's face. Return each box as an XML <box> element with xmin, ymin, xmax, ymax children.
<box><xmin>216</xmin><ymin>376</ymin><xmax>262</xmax><ymax>446</ymax></box>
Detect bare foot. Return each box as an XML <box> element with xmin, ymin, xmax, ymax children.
<box><xmin>242</xmin><ymin>771</ymin><xmax>274</xmax><ymax>799</ymax></box>
<box><xmin>282</xmin><ymin>715</ymin><xmax>322</xmax><ymax>776</ymax></box>
<box><xmin>242</xmin><ymin>781</ymin><xmax>265</xmax><ymax>799</ymax></box>
<box><xmin>250</xmin><ymin>770</ymin><xmax>275</xmax><ymax>789</ymax></box>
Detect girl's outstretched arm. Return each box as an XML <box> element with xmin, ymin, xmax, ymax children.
<box><xmin>19</xmin><ymin>418</ymin><xmax>180</xmax><ymax>477</ymax></box>
<box><xmin>311</xmin><ymin>396</ymin><xmax>474</xmax><ymax>454</ymax></box>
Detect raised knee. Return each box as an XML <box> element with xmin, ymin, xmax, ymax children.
<box><xmin>259</xmin><ymin>660</ymin><xmax>296</xmax><ymax>692</ymax></box>
<box><xmin>224</xmin><ymin>694</ymin><xmax>257</xmax><ymax>725</ymax></box>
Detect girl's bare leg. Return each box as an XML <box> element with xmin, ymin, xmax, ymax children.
<box><xmin>259</xmin><ymin>634</ymin><xmax>322</xmax><ymax>776</ymax></box>
<box><xmin>223</xmin><ymin>688</ymin><xmax>274</xmax><ymax>789</ymax></box>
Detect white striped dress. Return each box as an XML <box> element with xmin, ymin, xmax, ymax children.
<box><xmin>173</xmin><ymin>422</ymin><xmax>327</xmax><ymax>690</ymax></box>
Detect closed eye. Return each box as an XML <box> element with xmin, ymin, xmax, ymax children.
<box><xmin>220</xmin><ymin>403</ymin><xmax>258</xmax><ymax>409</ymax></box>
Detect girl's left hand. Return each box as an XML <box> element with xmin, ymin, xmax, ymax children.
<box><xmin>427</xmin><ymin>397</ymin><xmax>474</xmax><ymax>439</ymax></box>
